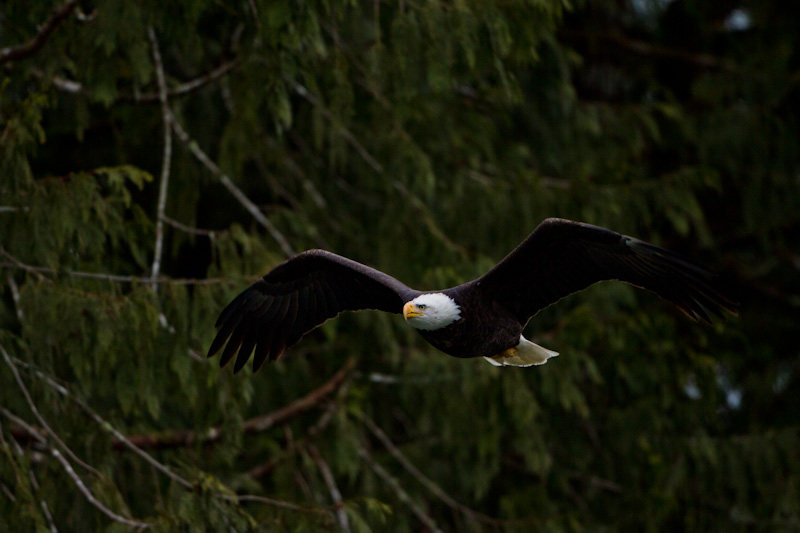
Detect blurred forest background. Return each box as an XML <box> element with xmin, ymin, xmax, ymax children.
<box><xmin>1</xmin><ymin>0</ymin><xmax>798</xmax><ymax>531</ymax></box>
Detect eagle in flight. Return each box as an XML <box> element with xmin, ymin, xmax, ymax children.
<box><xmin>208</xmin><ymin>218</ymin><xmax>736</xmax><ymax>371</ymax></box>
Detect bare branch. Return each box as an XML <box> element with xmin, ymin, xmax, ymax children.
<box><xmin>147</xmin><ymin>27</ymin><xmax>173</xmax><ymax>293</ymax></box>
<box><xmin>170</xmin><ymin>115</ymin><xmax>295</xmax><ymax>257</ymax></box>
<box><xmin>306</xmin><ymin>444</ymin><xmax>350</xmax><ymax>532</ymax></box>
<box><xmin>6</xmin><ymin>271</ymin><xmax>23</xmax><ymax>320</ymax></box>
<box><xmin>358</xmin><ymin>445</ymin><xmax>443</xmax><ymax>533</ymax></box>
<box><xmin>0</xmin><ymin>343</ymin><xmax>104</xmax><ymax>481</ymax></box>
<box><xmin>122</xmin><ymin>358</ymin><xmax>356</xmax><ymax>450</ymax></box>
<box><xmin>0</xmin><ymin>1</ymin><xmax>78</xmax><ymax>65</ymax></box>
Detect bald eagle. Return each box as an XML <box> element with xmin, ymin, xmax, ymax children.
<box><xmin>208</xmin><ymin>218</ymin><xmax>736</xmax><ymax>371</ymax></box>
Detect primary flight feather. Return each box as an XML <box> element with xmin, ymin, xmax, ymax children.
<box><xmin>208</xmin><ymin>218</ymin><xmax>736</xmax><ymax>371</ymax></box>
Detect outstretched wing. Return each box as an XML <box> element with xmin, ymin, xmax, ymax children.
<box><xmin>208</xmin><ymin>250</ymin><xmax>418</xmax><ymax>372</ymax></box>
<box><xmin>476</xmin><ymin>218</ymin><xmax>737</xmax><ymax>324</ymax></box>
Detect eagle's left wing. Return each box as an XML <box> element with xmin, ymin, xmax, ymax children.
<box><xmin>475</xmin><ymin>218</ymin><xmax>737</xmax><ymax>325</ymax></box>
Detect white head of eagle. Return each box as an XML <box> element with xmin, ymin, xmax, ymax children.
<box><xmin>403</xmin><ymin>293</ymin><xmax>461</xmax><ymax>331</ymax></box>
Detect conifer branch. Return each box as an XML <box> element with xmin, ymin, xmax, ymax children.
<box><xmin>1</xmin><ymin>408</ymin><xmax>150</xmax><ymax>529</ymax></box>
<box><xmin>0</xmin><ymin>343</ymin><xmax>105</xmax><ymax>481</ymax></box>
<box><xmin>0</xmin><ymin>0</ymin><xmax>78</xmax><ymax>65</ymax></box>
<box><xmin>170</xmin><ymin>115</ymin><xmax>296</xmax><ymax>257</ymax></box>
<box><xmin>147</xmin><ymin>27</ymin><xmax>173</xmax><ymax>293</ymax></box>
<box><xmin>11</xmin><ymin>357</ymin><xmax>194</xmax><ymax>490</ymax></box>
<box><xmin>306</xmin><ymin>444</ymin><xmax>351</xmax><ymax>532</ymax></box>
<box><xmin>358</xmin><ymin>445</ymin><xmax>443</xmax><ymax>533</ymax></box>
<box><xmin>0</xmin><ymin>413</ymin><xmax>58</xmax><ymax>532</ymax></box>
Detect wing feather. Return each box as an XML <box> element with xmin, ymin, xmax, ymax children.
<box><xmin>208</xmin><ymin>250</ymin><xmax>418</xmax><ymax>372</ymax></box>
<box><xmin>476</xmin><ymin>218</ymin><xmax>737</xmax><ymax>324</ymax></box>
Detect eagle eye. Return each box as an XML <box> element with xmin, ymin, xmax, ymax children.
<box><xmin>418</xmin><ymin>304</ymin><xmax>426</xmax><ymax>310</ymax></box>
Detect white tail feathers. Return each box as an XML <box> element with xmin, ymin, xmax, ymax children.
<box><xmin>484</xmin><ymin>336</ymin><xmax>559</xmax><ymax>367</ymax></box>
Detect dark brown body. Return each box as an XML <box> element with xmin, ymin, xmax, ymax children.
<box><xmin>417</xmin><ymin>285</ymin><xmax>523</xmax><ymax>358</ymax></box>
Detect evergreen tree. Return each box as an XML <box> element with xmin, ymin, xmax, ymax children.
<box><xmin>1</xmin><ymin>0</ymin><xmax>798</xmax><ymax>530</ymax></box>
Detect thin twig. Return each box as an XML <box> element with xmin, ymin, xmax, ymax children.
<box><xmin>0</xmin><ymin>247</ymin><xmax>48</xmax><ymax>282</ymax></box>
<box><xmin>162</xmin><ymin>216</ymin><xmax>218</xmax><ymax>238</ymax></box>
<box><xmin>170</xmin><ymin>115</ymin><xmax>295</xmax><ymax>257</ymax></box>
<box><xmin>0</xmin><ymin>482</ymin><xmax>15</xmax><ymax>503</ymax></box>
<box><xmin>290</xmin><ymin>81</ymin><xmax>384</xmax><ymax>173</ymax></box>
<box><xmin>358</xmin><ymin>446</ymin><xmax>442</xmax><ymax>533</ymax></box>
<box><xmin>40</xmin><ymin>500</ymin><xmax>58</xmax><ymax>533</ymax></box>
<box><xmin>393</xmin><ymin>182</ymin><xmax>469</xmax><ymax>258</ymax></box>
<box><xmin>50</xmin><ymin>449</ymin><xmax>151</xmax><ymax>528</ymax></box>
<box><xmin>0</xmin><ymin>253</ymin><xmax>235</xmax><ymax>285</ymax></box>
<box><xmin>306</xmin><ymin>444</ymin><xmax>350</xmax><ymax>532</ymax></box>
<box><xmin>0</xmin><ymin>0</ymin><xmax>78</xmax><ymax>64</ymax></box>
<box><xmin>0</xmin><ymin>343</ymin><xmax>104</xmax><ymax>481</ymax></box>
<box><xmin>147</xmin><ymin>27</ymin><xmax>173</xmax><ymax>293</ymax></box>
<box><xmin>0</xmin><ymin>261</ymin><xmax>232</xmax><ymax>285</ymax></box>
<box><xmin>125</xmin><ymin>58</ymin><xmax>240</xmax><ymax>103</ymax></box>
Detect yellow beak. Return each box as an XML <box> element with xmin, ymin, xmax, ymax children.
<box><xmin>403</xmin><ymin>302</ymin><xmax>423</xmax><ymax>319</ymax></box>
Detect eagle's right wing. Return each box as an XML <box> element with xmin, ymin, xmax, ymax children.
<box><xmin>208</xmin><ymin>250</ymin><xmax>418</xmax><ymax>372</ymax></box>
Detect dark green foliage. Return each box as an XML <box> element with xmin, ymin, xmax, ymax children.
<box><xmin>1</xmin><ymin>0</ymin><xmax>798</xmax><ymax>531</ymax></box>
